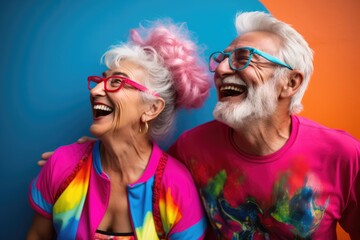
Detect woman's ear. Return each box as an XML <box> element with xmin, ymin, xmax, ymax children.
<box><xmin>280</xmin><ymin>70</ymin><xmax>304</xmax><ymax>98</ymax></box>
<box><xmin>143</xmin><ymin>97</ymin><xmax>165</xmax><ymax>122</ymax></box>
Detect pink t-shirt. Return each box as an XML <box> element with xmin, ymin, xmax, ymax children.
<box><xmin>169</xmin><ymin>115</ymin><xmax>360</xmax><ymax>239</ymax></box>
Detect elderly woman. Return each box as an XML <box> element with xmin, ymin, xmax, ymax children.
<box><xmin>27</xmin><ymin>20</ymin><xmax>210</xmax><ymax>240</ymax></box>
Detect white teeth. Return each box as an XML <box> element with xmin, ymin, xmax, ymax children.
<box><xmin>220</xmin><ymin>86</ymin><xmax>242</xmax><ymax>92</ymax></box>
<box><xmin>93</xmin><ymin>105</ymin><xmax>112</xmax><ymax>112</ymax></box>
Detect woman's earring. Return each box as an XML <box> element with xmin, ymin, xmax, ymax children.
<box><xmin>139</xmin><ymin>121</ymin><xmax>148</xmax><ymax>134</ymax></box>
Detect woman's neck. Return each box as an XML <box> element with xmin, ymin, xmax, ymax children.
<box><xmin>100</xmin><ymin>136</ymin><xmax>153</xmax><ymax>184</ymax></box>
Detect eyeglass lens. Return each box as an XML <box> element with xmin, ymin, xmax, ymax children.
<box><xmin>209</xmin><ymin>48</ymin><xmax>252</xmax><ymax>72</ymax></box>
<box><xmin>88</xmin><ymin>77</ymin><xmax>123</xmax><ymax>91</ymax></box>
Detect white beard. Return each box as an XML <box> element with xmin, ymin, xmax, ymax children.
<box><xmin>213</xmin><ymin>76</ymin><xmax>279</xmax><ymax>129</ymax></box>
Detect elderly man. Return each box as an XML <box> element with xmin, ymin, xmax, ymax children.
<box><xmin>168</xmin><ymin>11</ymin><xmax>360</xmax><ymax>239</ymax></box>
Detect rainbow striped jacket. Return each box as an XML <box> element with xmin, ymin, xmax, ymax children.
<box><xmin>29</xmin><ymin>141</ymin><xmax>207</xmax><ymax>239</ymax></box>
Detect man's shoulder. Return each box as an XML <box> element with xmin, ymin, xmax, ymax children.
<box><xmin>296</xmin><ymin>115</ymin><xmax>360</xmax><ymax>146</ymax></box>
<box><xmin>180</xmin><ymin>120</ymin><xmax>226</xmax><ymax>138</ymax></box>
<box><xmin>168</xmin><ymin>120</ymin><xmax>227</xmax><ymax>159</ymax></box>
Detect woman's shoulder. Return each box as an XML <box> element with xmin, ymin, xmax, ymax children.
<box><xmin>54</xmin><ymin>141</ymin><xmax>94</xmax><ymax>158</ymax></box>
<box><xmin>162</xmin><ymin>154</ymin><xmax>196</xmax><ymax>187</ymax></box>
<box><xmin>45</xmin><ymin>141</ymin><xmax>95</xmax><ymax>184</ymax></box>
<box><xmin>29</xmin><ymin>141</ymin><xmax>96</xmax><ymax>209</ymax></box>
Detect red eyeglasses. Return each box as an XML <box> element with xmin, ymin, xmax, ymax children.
<box><xmin>88</xmin><ymin>75</ymin><xmax>159</xmax><ymax>97</ymax></box>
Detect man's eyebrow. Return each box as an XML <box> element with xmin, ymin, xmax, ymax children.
<box><xmin>252</xmin><ymin>54</ymin><xmax>262</xmax><ymax>60</ymax></box>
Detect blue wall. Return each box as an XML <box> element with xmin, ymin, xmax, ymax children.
<box><xmin>0</xmin><ymin>0</ymin><xmax>266</xmax><ymax>238</ymax></box>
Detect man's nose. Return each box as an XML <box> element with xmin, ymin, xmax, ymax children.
<box><xmin>215</xmin><ymin>58</ymin><xmax>235</xmax><ymax>78</ymax></box>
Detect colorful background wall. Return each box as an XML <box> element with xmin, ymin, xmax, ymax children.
<box><xmin>261</xmin><ymin>0</ymin><xmax>360</xmax><ymax>145</ymax></box>
<box><xmin>260</xmin><ymin>1</ymin><xmax>360</xmax><ymax>238</ymax></box>
<box><xmin>0</xmin><ymin>0</ymin><xmax>357</xmax><ymax>238</ymax></box>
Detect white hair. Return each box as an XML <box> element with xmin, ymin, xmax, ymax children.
<box><xmin>102</xmin><ymin>44</ymin><xmax>176</xmax><ymax>141</ymax></box>
<box><xmin>235</xmin><ymin>11</ymin><xmax>314</xmax><ymax>114</ymax></box>
<box><xmin>100</xmin><ymin>21</ymin><xmax>211</xmax><ymax>141</ymax></box>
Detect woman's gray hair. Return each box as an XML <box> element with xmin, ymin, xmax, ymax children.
<box><xmin>235</xmin><ymin>11</ymin><xmax>314</xmax><ymax>114</ymax></box>
<box><xmin>102</xmin><ymin>20</ymin><xmax>211</xmax><ymax>141</ymax></box>
<box><xmin>102</xmin><ymin>44</ymin><xmax>176</xmax><ymax>141</ymax></box>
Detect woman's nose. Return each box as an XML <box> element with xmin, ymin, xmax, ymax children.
<box><xmin>90</xmin><ymin>81</ymin><xmax>106</xmax><ymax>96</ymax></box>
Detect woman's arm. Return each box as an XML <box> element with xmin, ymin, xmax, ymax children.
<box><xmin>27</xmin><ymin>213</ymin><xmax>54</xmax><ymax>240</ymax></box>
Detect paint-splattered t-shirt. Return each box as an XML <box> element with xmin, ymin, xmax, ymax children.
<box><xmin>169</xmin><ymin>115</ymin><xmax>360</xmax><ymax>239</ymax></box>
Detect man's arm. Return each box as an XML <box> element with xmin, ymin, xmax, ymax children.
<box><xmin>37</xmin><ymin>152</ymin><xmax>53</xmax><ymax>167</ymax></box>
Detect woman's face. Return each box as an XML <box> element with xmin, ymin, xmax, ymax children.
<box><xmin>89</xmin><ymin>59</ymin><xmax>149</xmax><ymax>139</ymax></box>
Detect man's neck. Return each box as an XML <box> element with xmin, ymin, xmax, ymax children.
<box><xmin>232</xmin><ymin>115</ymin><xmax>292</xmax><ymax>156</ymax></box>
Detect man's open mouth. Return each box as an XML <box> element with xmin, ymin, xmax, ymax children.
<box><xmin>219</xmin><ymin>84</ymin><xmax>247</xmax><ymax>98</ymax></box>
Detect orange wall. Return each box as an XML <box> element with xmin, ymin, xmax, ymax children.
<box><xmin>260</xmin><ymin>1</ymin><xmax>360</xmax><ymax>239</ymax></box>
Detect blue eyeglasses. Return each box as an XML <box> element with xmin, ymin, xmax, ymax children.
<box><xmin>209</xmin><ymin>46</ymin><xmax>293</xmax><ymax>72</ymax></box>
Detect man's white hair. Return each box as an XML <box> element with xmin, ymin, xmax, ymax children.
<box><xmin>235</xmin><ymin>11</ymin><xmax>314</xmax><ymax>114</ymax></box>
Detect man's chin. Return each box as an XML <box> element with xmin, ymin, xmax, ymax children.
<box><xmin>214</xmin><ymin>99</ymin><xmax>276</xmax><ymax>131</ymax></box>
<box><xmin>215</xmin><ymin>115</ymin><xmax>252</xmax><ymax>130</ymax></box>
<box><xmin>213</xmin><ymin>103</ymin><xmax>248</xmax><ymax>128</ymax></box>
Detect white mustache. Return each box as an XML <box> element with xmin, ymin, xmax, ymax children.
<box><xmin>216</xmin><ymin>75</ymin><xmax>247</xmax><ymax>86</ymax></box>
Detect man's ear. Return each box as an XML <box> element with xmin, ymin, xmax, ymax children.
<box><xmin>142</xmin><ymin>97</ymin><xmax>165</xmax><ymax>122</ymax></box>
<box><xmin>280</xmin><ymin>70</ymin><xmax>304</xmax><ymax>98</ymax></box>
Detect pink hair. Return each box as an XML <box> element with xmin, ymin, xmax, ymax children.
<box><xmin>130</xmin><ymin>20</ymin><xmax>211</xmax><ymax>108</ymax></box>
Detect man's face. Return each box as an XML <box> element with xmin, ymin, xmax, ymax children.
<box><xmin>212</xmin><ymin>31</ymin><xmax>284</xmax><ymax>128</ymax></box>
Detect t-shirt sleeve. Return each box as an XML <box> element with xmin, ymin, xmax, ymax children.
<box><xmin>161</xmin><ymin>158</ymin><xmax>208</xmax><ymax>239</ymax></box>
<box><xmin>338</xmin><ymin>142</ymin><xmax>360</xmax><ymax>238</ymax></box>
<box><xmin>28</xmin><ymin>155</ymin><xmax>56</xmax><ymax>219</ymax></box>
<box><xmin>28</xmin><ymin>142</ymin><xmax>94</xmax><ymax>219</ymax></box>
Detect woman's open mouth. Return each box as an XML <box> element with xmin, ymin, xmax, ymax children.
<box><xmin>93</xmin><ymin>104</ymin><xmax>113</xmax><ymax>118</ymax></box>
